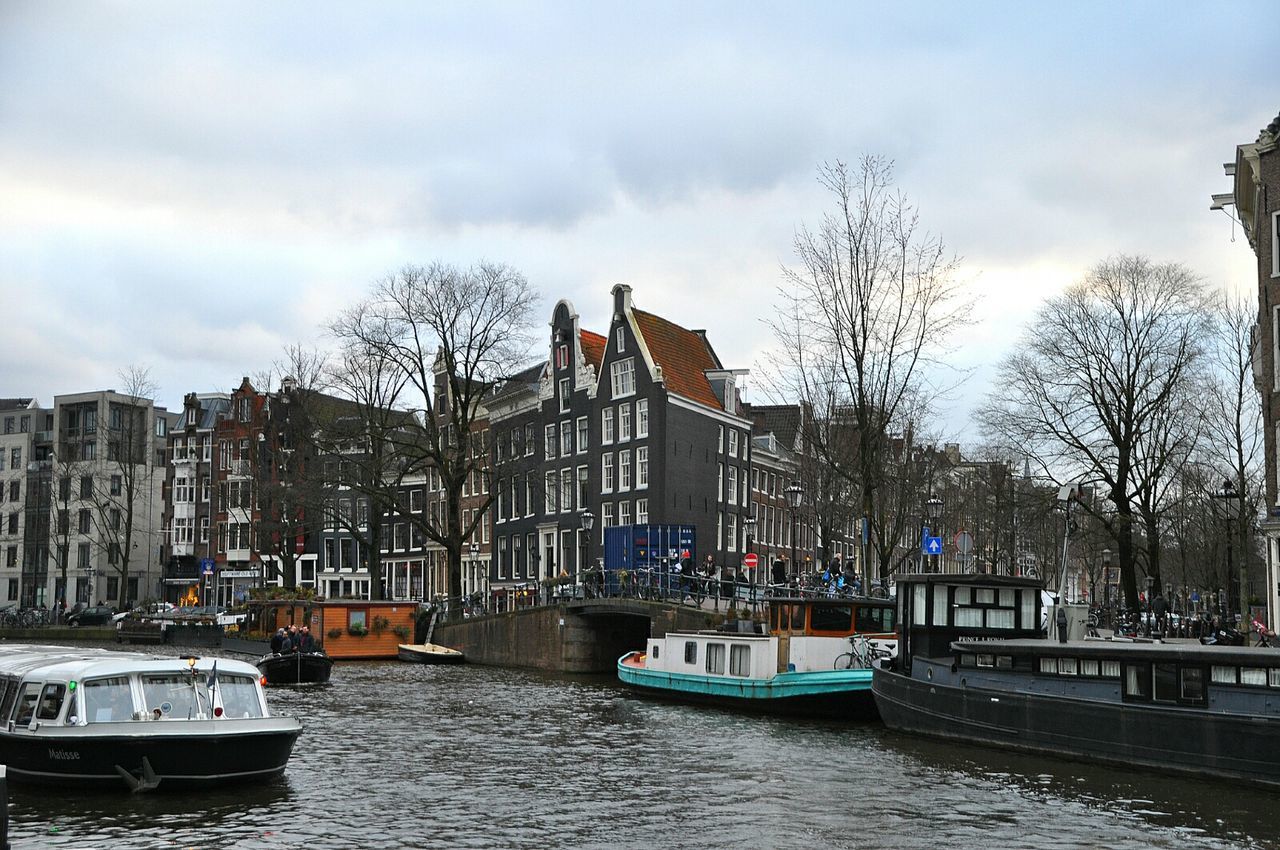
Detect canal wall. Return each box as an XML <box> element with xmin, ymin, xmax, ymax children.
<box><xmin>433</xmin><ymin>601</ymin><xmax>718</xmax><ymax>673</ymax></box>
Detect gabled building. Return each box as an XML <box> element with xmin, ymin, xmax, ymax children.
<box><xmin>1215</xmin><ymin>110</ymin><xmax>1280</xmax><ymax>626</ymax></box>
<box><xmin>160</xmin><ymin>392</ymin><xmax>229</xmax><ymax>604</ymax></box>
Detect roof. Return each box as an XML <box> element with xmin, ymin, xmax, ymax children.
<box><xmin>580</xmin><ymin>330</ymin><xmax>606</xmax><ymax>370</ymax></box>
<box><xmin>632</xmin><ymin>308</ymin><xmax>723</xmax><ymax>409</ymax></box>
<box><xmin>0</xmin><ymin>398</ymin><xmax>35</xmax><ymax>412</ymax></box>
<box><xmin>746</xmin><ymin>404</ymin><xmax>803</xmax><ymax>450</ymax></box>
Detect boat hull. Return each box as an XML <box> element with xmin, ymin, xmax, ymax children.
<box><xmin>0</xmin><ymin>718</ymin><xmax>302</xmax><ymax>789</ymax></box>
<box><xmin>617</xmin><ymin>652</ymin><xmax>878</xmax><ymax>719</ymax></box>
<box><xmin>256</xmin><ymin>652</ymin><xmax>334</xmax><ymax>685</ymax></box>
<box><xmin>397</xmin><ymin>644</ymin><xmax>465</xmax><ymax>665</ymax></box>
<box><xmin>872</xmin><ymin>666</ymin><xmax>1280</xmax><ymax>788</ymax></box>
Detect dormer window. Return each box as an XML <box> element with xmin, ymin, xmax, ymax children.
<box><xmin>616</xmin><ymin>327</ymin><xmax>625</xmax><ymax>353</ymax></box>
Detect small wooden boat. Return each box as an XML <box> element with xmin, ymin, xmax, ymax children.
<box><xmin>255</xmin><ymin>651</ymin><xmax>334</xmax><ymax>685</ymax></box>
<box><xmin>397</xmin><ymin>643</ymin><xmax>465</xmax><ymax>665</ymax></box>
<box><xmin>0</xmin><ymin>644</ymin><xmax>300</xmax><ymax>790</ymax></box>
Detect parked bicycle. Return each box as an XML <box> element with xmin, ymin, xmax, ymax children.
<box><xmin>834</xmin><ymin>634</ymin><xmax>892</xmax><ymax>670</ymax></box>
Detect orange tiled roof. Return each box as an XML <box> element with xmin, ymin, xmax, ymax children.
<box><xmin>632</xmin><ymin>308</ymin><xmax>723</xmax><ymax>409</ymax></box>
<box><xmin>580</xmin><ymin>330</ymin><xmax>606</xmax><ymax>370</ymax></box>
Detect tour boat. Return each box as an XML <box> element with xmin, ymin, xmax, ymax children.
<box><xmin>397</xmin><ymin>643</ymin><xmax>465</xmax><ymax>664</ymax></box>
<box><xmin>0</xmin><ymin>644</ymin><xmax>301</xmax><ymax>790</ymax></box>
<box><xmin>256</xmin><ymin>650</ymin><xmax>334</xmax><ymax>685</ymax></box>
<box><xmin>872</xmin><ymin>572</ymin><xmax>1280</xmax><ymax>788</ymax></box>
<box><xmin>617</xmin><ymin>596</ymin><xmax>896</xmax><ymax>718</ymax></box>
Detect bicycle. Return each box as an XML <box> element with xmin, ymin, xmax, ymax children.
<box><xmin>834</xmin><ymin>634</ymin><xmax>891</xmax><ymax>670</ymax></box>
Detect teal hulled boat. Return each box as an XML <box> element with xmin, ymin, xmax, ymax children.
<box><xmin>617</xmin><ymin>596</ymin><xmax>895</xmax><ymax>719</ymax></box>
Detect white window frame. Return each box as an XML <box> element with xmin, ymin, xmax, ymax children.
<box><xmin>618</xmin><ymin>499</ymin><xmax>631</xmax><ymax>526</ymax></box>
<box><xmin>636</xmin><ymin>446</ymin><xmax>648</xmax><ymax>489</ymax></box>
<box><xmin>576</xmin><ymin>416</ymin><xmax>588</xmax><ymax>454</ymax></box>
<box><xmin>618</xmin><ymin>403</ymin><xmax>631</xmax><ymax>442</ymax></box>
<box><xmin>560</xmin><ymin>467</ymin><xmax>573</xmax><ymax>513</ymax></box>
<box><xmin>545</xmin><ymin>471</ymin><xmax>556</xmax><ymax>514</ymax></box>
<box><xmin>1273</xmin><ymin>210</ymin><xmax>1280</xmax><ymax>278</ymax></box>
<box><xmin>544</xmin><ymin>424</ymin><xmax>556</xmax><ymax>460</ymax></box>
<box><xmin>610</xmin><ymin>357</ymin><xmax>636</xmax><ymax>398</ymax></box>
<box><xmin>636</xmin><ymin>497</ymin><xmax>649</xmax><ymax>524</ymax></box>
<box><xmin>729</xmin><ymin>429</ymin><xmax>739</xmax><ymax>458</ymax></box>
<box><xmin>560</xmin><ymin>420</ymin><xmax>573</xmax><ymax>456</ymax></box>
<box><xmin>619</xmin><ymin>449</ymin><xmax>632</xmax><ymax>491</ymax></box>
<box><xmin>559</xmin><ymin>378</ymin><xmax>571</xmax><ymax>413</ymax></box>
<box><xmin>602</xmin><ymin>453</ymin><xmax>615</xmax><ymax>493</ymax></box>
<box><xmin>602</xmin><ymin>408</ymin><xmax>615</xmax><ymax>444</ymax></box>
<box><xmin>636</xmin><ymin>399</ymin><xmax>648</xmax><ymax>438</ymax></box>
<box><xmin>616</xmin><ymin>326</ymin><xmax>625</xmax><ymax>352</ymax></box>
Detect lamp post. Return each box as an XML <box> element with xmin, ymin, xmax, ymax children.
<box><xmin>1144</xmin><ymin>575</ymin><xmax>1154</xmax><ymax>637</ymax></box>
<box><xmin>925</xmin><ymin>493</ymin><xmax>943</xmax><ymax>573</ymax></box>
<box><xmin>1102</xmin><ymin>548</ymin><xmax>1114</xmax><ymax>628</ymax></box>
<box><xmin>468</xmin><ymin>541</ymin><xmax>479</xmax><ymax>608</ymax></box>
<box><xmin>580</xmin><ymin>510</ymin><xmax>595</xmax><ymax>597</ymax></box>
<box><xmin>785</xmin><ymin>481</ymin><xmax>803</xmax><ymax>582</ymax></box>
<box><xmin>1213</xmin><ymin>478</ymin><xmax>1245</xmax><ymax>625</ymax></box>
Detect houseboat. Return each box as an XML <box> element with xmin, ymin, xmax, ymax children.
<box><xmin>0</xmin><ymin>644</ymin><xmax>301</xmax><ymax>790</ymax></box>
<box><xmin>872</xmin><ymin>572</ymin><xmax>1280</xmax><ymax>788</ymax></box>
<box><xmin>617</xmin><ymin>596</ymin><xmax>896</xmax><ymax>718</ymax></box>
<box><xmin>256</xmin><ymin>649</ymin><xmax>334</xmax><ymax>685</ymax></box>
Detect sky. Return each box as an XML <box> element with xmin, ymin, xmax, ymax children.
<box><xmin>1</xmin><ymin>1</ymin><xmax>1274</xmax><ymax>441</ymax></box>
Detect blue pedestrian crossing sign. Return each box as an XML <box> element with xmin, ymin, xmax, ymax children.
<box><xmin>923</xmin><ymin>537</ymin><xmax>942</xmax><ymax>556</ymax></box>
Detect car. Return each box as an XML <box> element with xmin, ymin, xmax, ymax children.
<box><xmin>112</xmin><ymin>602</ymin><xmax>176</xmax><ymax>623</ymax></box>
<box><xmin>67</xmin><ymin>605</ymin><xmax>116</xmax><ymax>627</ymax></box>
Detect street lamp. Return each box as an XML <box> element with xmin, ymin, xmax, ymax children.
<box><xmin>925</xmin><ymin>493</ymin><xmax>943</xmax><ymax>572</ymax></box>
<box><xmin>1211</xmin><ymin>478</ymin><xmax>1248</xmax><ymax>625</ymax></box>
<box><xmin>785</xmin><ymin>481</ymin><xmax>803</xmax><ymax>581</ymax></box>
<box><xmin>580</xmin><ymin>510</ymin><xmax>595</xmax><ymax>596</ymax></box>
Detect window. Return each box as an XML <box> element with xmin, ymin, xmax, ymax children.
<box><xmin>220</xmin><ymin>675</ymin><xmax>264</xmax><ymax>719</ymax></box>
<box><xmin>616</xmin><ymin>326</ymin><xmax>625</xmax><ymax>352</ymax></box>
<box><xmin>78</xmin><ymin>509</ymin><xmax>91</xmax><ymax>534</ymax></box>
<box><xmin>636</xmin><ymin>446</ymin><xmax>648</xmax><ymax>489</ymax></box>
<box><xmin>602</xmin><ymin>454</ymin><xmax>614</xmax><ymax>493</ymax></box>
<box><xmin>7</xmin><ymin>481</ymin><xmax>17</xmax><ymax>503</ymax></box>
<box><xmin>727</xmin><ymin>514</ymin><xmax>737</xmax><ymax>552</ymax></box>
<box><xmin>619</xmin><ymin>450</ymin><xmax>631</xmax><ymax>491</ymax></box>
<box><xmin>1181</xmin><ymin>667</ymin><xmax>1205</xmax><ymax>703</ymax></box>
<box><xmin>174</xmin><ymin>477</ymin><xmax>193</xmax><ymax>503</ymax></box>
<box><xmin>729</xmin><ymin>429</ymin><xmax>739</xmax><ymax>458</ymax></box>
<box><xmin>544</xmin><ymin>424</ymin><xmax>556</xmax><ymax>460</ymax></box>
<box><xmin>618</xmin><ymin>500</ymin><xmax>631</xmax><ymax>526</ymax></box>
<box><xmin>560</xmin><ymin>421</ymin><xmax>572</xmax><ymax>456</ymax></box>
<box><xmin>602</xmin><ymin>502</ymin><xmax>614</xmax><ymax>538</ymax></box>
<box><xmin>545</xmin><ymin>472</ymin><xmax>556</xmax><ymax>514</ymax></box>
<box><xmin>637</xmin><ymin>399</ymin><xmax>648</xmax><ymax>438</ymax></box>
<box><xmin>77</xmin><ymin>542</ymin><xmax>90</xmax><ymax>568</ymax></box>
<box><xmin>1</xmin><ymin>418</ymin><xmax>9</xmax><ymax>434</ymax></box>
<box><xmin>524</xmin><ymin>424</ymin><xmax>535</xmax><ymax>457</ymax></box>
<box><xmin>684</xmin><ymin>641</ymin><xmax>698</xmax><ymax>664</ymax></box>
<box><xmin>84</xmin><ymin>676</ymin><xmax>134</xmax><ymax>723</ymax></box>
<box><xmin>576</xmin><ymin>416</ymin><xmax>588</xmax><ymax>453</ymax></box>
<box><xmin>559</xmin><ymin>378</ymin><xmax>571</xmax><ymax>413</ymax></box>
<box><xmin>560</xmin><ymin>468</ymin><xmax>573</xmax><ymax>513</ymax></box>
<box><xmin>705</xmin><ymin>643</ymin><xmax>726</xmax><ymax>675</ymax></box>
<box><xmin>729</xmin><ymin>645</ymin><xmax>751</xmax><ymax>677</ymax></box>
<box><xmin>1123</xmin><ymin>663</ymin><xmax>1152</xmax><ymax>700</ymax></box>
<box><xmin>200</xmin><ymin>476</ymin><xmax>209</xmax><ymax>503</ymax></box>
<box><xmin>728</xmin><ymin>467</ymin><xmax>737</xmax><ymax>503</ymax></box>
<box><xmin>200</xmin><ymin>517</ymin><xmax>209</xmax><ymax>543</ymax></box>
<box><xmin>718</xmin><ymin>426</ymin><xmax>724</xmax><ymax>453</ymax></box>
<box><xmin>348</xmin><ymin>610</ymin><xmax>367</xmax><ymax>630</ymax></box>
<box><xmin>618</xmin><ymin>404</ymin><xmax>632</xmax><ymax>441</ymax></box>
<box><xmin>602</xmin><ymin>408</ymin><xmax>615</xmax><ymax>444</ymax></box>
<box><xmin>636</xmin><ymin>498</ymin><xmax>648</xmax><ymax>524</ymax></box>
<box><xmin>610</xmin><ymin>357</ymin><xmax>636</xmax><ymax>398</ymax></box>
<box><xmin>576</xmin><ymin>466</ymin><xmax>588</xmax><ymax>508</ymax></box>
<box><xmin>556</xmin><ymin>343</ymin><xmax>569</xmax><ymax>370</ymax></box>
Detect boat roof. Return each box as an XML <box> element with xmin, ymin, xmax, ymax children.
<box><xmin>0</xmin><ymin>644</ymin><xmax>260</xmax><ymax>681</ymax></box>
<box><xmin>952</xmin><ymin>637</ymin><xmax>1280</xmax><ymax>666</ymax></box>
<box><xmin>768</xmin><ymin>595</ymin><xmax>893</xmax><ymax>606</ymax></box>
<box><xmin>894</xmin><ymin>572</ymin><xmax>1041</xmax><ymax>589</ymax></box>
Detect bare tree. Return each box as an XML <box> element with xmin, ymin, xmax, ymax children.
<box><xmin>92</xmin><ymin>365</ymin><xmax>162</xmax><ymax>610</ymax></box>
<box><xmin>330</xmin><ymin>262</ymin><xmax>538</xmax><ymax>611</ymax></box>
<box><xmin>763</xmin><ymin>157</ymin><xmax>970</xmax><ymax>583</ymax></box>
<box><xmin>980</xmin><ymin>256</ymin><xmax>1212</xmax><ymax>610</ymax></box>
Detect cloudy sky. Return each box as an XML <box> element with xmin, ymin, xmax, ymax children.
<box><xmin>1</xmin><ymin>2</ymin><xmax>1275</xmax><ymax>439</ymax></box>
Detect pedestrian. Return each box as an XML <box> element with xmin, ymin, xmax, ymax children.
<box><xmin>1152</xmin><ymin>594</ymin><xmax>1168</xmax><ymax>636</ymax></box>
<box><xmin>287</xmin><ymin>624</ymin><xmax>301</xmax><ymax>652</ymax></box>
<box><xmin>771</xmin><ymin>558</ymin><xmax>786</xmax><ymax>588</ymax></box>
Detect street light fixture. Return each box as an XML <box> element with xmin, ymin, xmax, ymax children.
<box><xmin>785</xmin><ymin>481</ymin><xmax>803</xmax><ymax>580</ymax></box>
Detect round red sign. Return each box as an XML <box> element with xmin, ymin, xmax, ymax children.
<box><xmin>743</xmin><ymin>553</ymin><xmax>759</xmax><ymax>569</ymax></box>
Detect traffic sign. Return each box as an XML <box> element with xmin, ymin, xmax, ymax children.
<box><xmin>743</xmin><ymin>553</ymin><xmax>758</xmax><ymax>570</ymax></box>
<box><xmin>199</xmin><ymin>558</ymin><xmax>215</xmax><ymax>572</ymax></box>
<box><xmin>954</xmin><ymin>531</ymin><xmax>974</xmax><ymax>556</ymax></box>
<box><xmin>923</xmin><ymin>537</ymin><xmax>943</xmax><ymax>556</ymax></box>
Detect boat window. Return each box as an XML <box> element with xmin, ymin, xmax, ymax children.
<box><xmin>141</xmin><ymin>674</ymin><xmax>201</xmax><ymax>719</ymax></box>
<box><xmin>706</xmin><ymin>643</ymin><xmax>726</xmax><ymax>675</ymax></box>
<box><xmin>1101</xmin><ymin>660</ymin><xmax>1120</xmax><ymax>678</ymax></box>
<box><xmin>955</xmin><ymin>587</ymin><xmax>970</xmax><ymax>605</ymax></box>
<box><xmin>999</xmin><ymin>588</ymin><xmax>1015</xmax><ymax>608</ymax></box>
<box><xmin>790</xmin><ymin>605</ymin><xmax>805</xmax><ymax>631</ymax></box>
<box><xmin>1039</xmin><ymin>657</ymin><xmax>1058</xmax><ymax>674</ymax></box>
<box><xmin>1059</xmin><ymin>658</ymin><xmax>1078</xmax><ymax>676</ymax></box>
<box><xmin>1080</xmin><ymin>659</ymin><xmax>1100</xmax><ymax>677</ymax></box>
<box><xmin>769</xmin><ymin>607</ymin><xmax>781</xmax><ymax>630</ymax></box>
<box><xmin>1211</xmin><ymin>665</ymin><xmax>1237</xmax><ymax>684</ymax></box>
<box><xmin>85</xmin><ymin>677</ymin><xmax>135</xmax><ymax>723</ymax></box>
<box><xmin>912</xmin><ymin>584</ymin><xmax>927</xmax><ymax>627</ymax></box>
<box><xmin>684</xmin><ymin>642</ymin><xmax>698</xmax><ymax>664</ymax></box>
<box><xmin>1241</xmin><ymin>667</ymin><xmax>1267</xmax><ymax>687</ymax></box>
<box><xmin>1152</xmin><ymin>663</ymin><xmax>1179</xmax><ymax>703</ymax></box>
<box><xmin>1180</xmin><ymin>667</ymin><xmax>1205</xmax><ymax>704</ymax></box>
<box><xmin>959</xmin><ymin>653</ymin><xmax>976</xmax><ymax>668</ymax></box>
<box><xmin>986</xmin><ymin>608</ymin><xmax>1014</xmax><ymax>629</ymax></box>
<box><xmin>977</xmin><ymin>654</ymin><xmax>995</xmax><ymax>668</ymax></box>
<box><xmin>810</xmin><ymin>604</ymin><xmax>852</xmax><ymax>633</ymax></box>
<box><xmin>855</xmin><ymin>606</ymin><xmax>894</xmax><ymax>633</ymax></box>
<box><xmin>0</xmin><ymin>678</ymin><xmax>18</xmax><ymax>720</ymax></box>
<box><xmin>729</xmin><ymin>645</ymin><xmax>750</xmax><ymax>677</ymax></box>
<box><xmin>955</xmin><ymin>607</ymin><xmax>983</xmax><ymax>628</ymax></box>
<box><xmin>13</xmin><ymin>682</ymin><xmax>41</xmax><ymax>725</ymax></box>
<box><xmin>651</xmin><ymin>645</ymin><xmax>660</xmax><ymax>660</ymax></box>
<box><xmin>219</xmin><ymin>675</ymin><xmax>265</xmax><ymax>719</ymax></box>
<box><xmin>1270</xmin><ymin>669</ymin><xmax>1280</xmax><ymax>688</ymax></box>
<box><xmin>996</xmin><ymin>656</ymin><xmax>1014</xmax><ymax>669</ymax></box>
<box><xmin>1123</xmin><ymin>663</ymin><xmax>1152</xmax><ymax>701</ymax></box>
<box><xmin>36</xmin><ymin>684</ymin><xmax>66</xmax><ymax>721</ymax></box>
<box><xmin>349</xmin><ymin>609</ymin><xmax>368</xmax><ymax>630</ymax></box>
<box><xmin>932</xmin><ymin>586</ymin><xmax>948</xmax><ymax>626</ymax></box>
<box><xmin>975</xmin><ymin>588</ymin><xmax>995</xmax><ymax>605</ymax></box>
<box><xmin>1019</xmin><ymin>590</ymin><xmax>1035</xmax><ymax>630</ymax></box>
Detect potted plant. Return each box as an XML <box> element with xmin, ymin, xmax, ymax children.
<box><xmin>347</xmin><ymin>622</ymin><xmax>368</xmax><ymax>637</ymax></box>
<box><xmin>371</xmin><ymin>615</ymin><xmax>390</xmax><ymax>635</ymax></box>
<box><xmin>392</xmin><ymin>624</ymin><xmax>410</xmax><ymax>641</ymax></box>
<box><xmin>327</xmin><ymin>627</ymin><xmax>342</xmax><ymax>640</ymax></box>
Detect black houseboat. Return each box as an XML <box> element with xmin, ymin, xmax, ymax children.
<box><xmin>872</xmin><ymin>572</ymin><xmax>1280</xmax><ymax>789</ymax></box>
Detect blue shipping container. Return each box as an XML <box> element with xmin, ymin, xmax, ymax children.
<box><xmin>602</xmin><ymin>524</ymin><xmax>696</xmax><ymax>596</ymax></box>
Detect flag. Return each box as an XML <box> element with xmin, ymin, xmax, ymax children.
<box><xmin>205</xmin><ymin>660</ymin><xmax>218</xmax><ymax>690</ymax></box>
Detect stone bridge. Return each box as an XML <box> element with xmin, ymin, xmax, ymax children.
<box><xmin>432</xmin><ymin>598</ymin><xmax>720</xmax><ymax>673</ymax></box>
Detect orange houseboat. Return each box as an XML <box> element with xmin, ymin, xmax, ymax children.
<box><xmin>249</xmin><ymin>599</ymin><xmax>418</xmax><ymax>660</ymax></box>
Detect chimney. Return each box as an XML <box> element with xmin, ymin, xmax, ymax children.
<box><xmin>281</xmin><ymin>375</ymin><xmax>298</xmax><ymax>394</ymax></box>
<box><xmin>612</xmin><ymin>283</ymin><xmax>632</xmax><ymax>319</ymax></box>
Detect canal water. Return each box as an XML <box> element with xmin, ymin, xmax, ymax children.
<box><xmin>8</xmin><ymin>657</ymin><xmax>1280</xmax><ymax>849</ymax></box>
